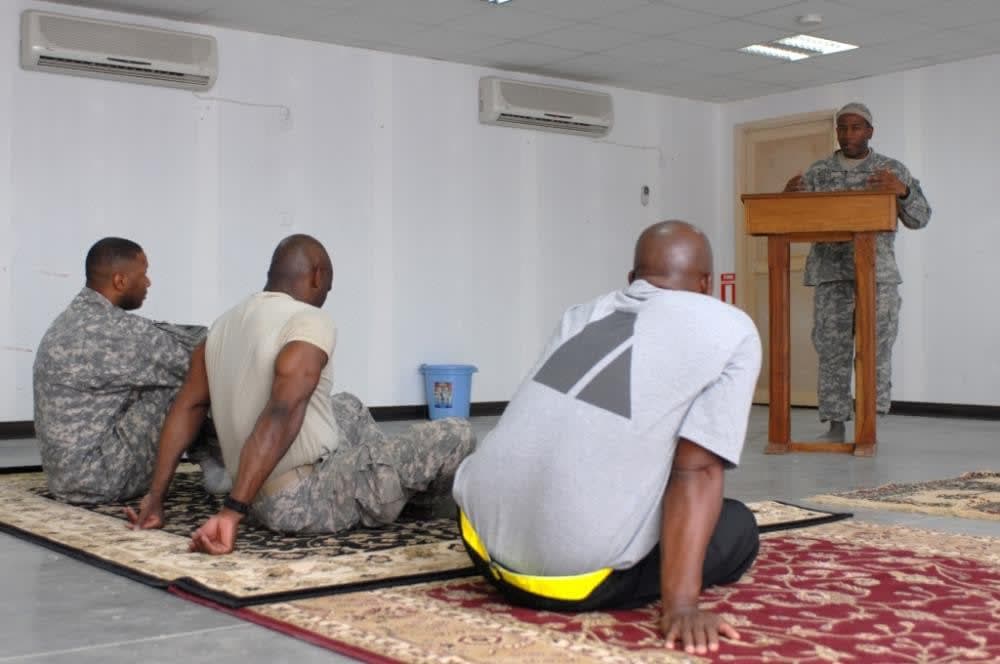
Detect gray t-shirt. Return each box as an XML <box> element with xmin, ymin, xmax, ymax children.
<box><xmin>452</xmin><ymin>280</ymin><xmax>761</xmax><ymax>576</ymax></box>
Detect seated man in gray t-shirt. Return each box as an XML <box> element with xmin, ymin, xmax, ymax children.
<box><xmin>453</xmin><ymin>220</ymin><xmax>762</xmax><ymax>657</ymax></box>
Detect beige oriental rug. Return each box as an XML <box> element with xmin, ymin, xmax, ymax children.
<box><xmin>225</xmin><ymin>521</ymin><xmax>1000</xmax><ymax>664</ymax></box>
<box><xmin>808</xmin><ymin>470</ymin><xmax>1000</xmax><ymax>521</ymax></box>
<box><xmin>0</xmin><ymin>468</ymin><xmax>847</xmax><ymax>607</ymax></box>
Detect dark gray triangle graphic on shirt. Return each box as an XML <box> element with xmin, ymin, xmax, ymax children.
<box><xmin>577</xmin><ymin>345</ymin><xmax>632</xmax><ymax>418</ymax></box>
<box><xmin>533</xmin><ymin>310</ymin><xmax>636</xmax><ymax>393</ymax></box>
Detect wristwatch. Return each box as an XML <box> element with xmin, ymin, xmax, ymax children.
<box><xmin>222</xmin><ymin>495</ymin><xmax>250</xmax><ymax>516</ymax></box>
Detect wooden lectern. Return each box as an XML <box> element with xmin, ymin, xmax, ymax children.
<box><xmin>741</xmin><ymin>191</ymin><xmax>898</xmax><ymax>457</ymax></box>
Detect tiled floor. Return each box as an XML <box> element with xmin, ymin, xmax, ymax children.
<box><xmin>1</xmin><ymin>407</ymin><xmax>997</xmax><ymax>662</ymax></box>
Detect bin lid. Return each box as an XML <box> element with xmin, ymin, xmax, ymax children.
<box><xmin>419</xmin><ymin>364</ymin><xmax>478</xmax><ymax>373</ymax></box>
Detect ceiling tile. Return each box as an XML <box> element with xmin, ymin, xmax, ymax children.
<box><xmin>610</xmin><ymin>63</ymin><xmax>705</xmax><ymax>88</ymax></box>
<box><xmin>925</xmin><ymin>48</ymin><xmax>1000</xmax><ymax>66</ymax></box>
<box><xmin>830</xmin><ymin>0</ymin><xmax>940</xmax><ymax>11</ymax></box>
<box><xmin>659</xmin><ymin>0</ymin><xmax>806</xmax><ymax>19</ymax></box>
<box><xmin>596</xmin><ymin>3</ymin><xmax>724</xmax><ymax>36</ymax></box>
<box><xmin>961</xmin><ymin>19</ymin><xmax>1000</xmax><ymax>40</ymax></box>
<box><xmin>464</xmin><ymin>40</ymin><xmax>584</xmax><ymax>68</ymax></box>
<box><xmin>662</xmin><ymin>75</ymin><xmax>793</xmax><ymax>101</ymax></box>
<box><xmin>524</xmin><ymin>0</ymin><xmax>651</xmax><ymax>21</ymax></box>
<box><xmin>528</xmin><ymin>23</ymin><xmax>648</xmax><ymax>52</ymax></box>
<box><xmin>51</xmin><ymin>0</ymin><xmax>219</xmax><ymax>20</ymax></box>
<box><xmin>813</xmin><ymin>45</ymin><xmax>924</xmax><ymax>74</ymax></box>
<box><xmin>878</xmin><ymin>28</ymin><xmax>993</xmax><ymax>59</ymax></box>
<box><xmin>745</xmin><ymin>0</ymin><xmax>874</xmax><ymax>32</ymax></box>
<box><xmin>441</xmin><ymin>7</ymin><xmax>577</xmax><ymax>40</ymax></box>
<box><xmin>329</xmin><ymin>0</ymin><xmax>482</xmax><ymax>27</ymax></box>
<box><xmin>292</xmin><ymin>15</ymin><xmax>433</xmax><ymax>45</ymax></box>
<box><xmin>544</xmin><ymin>53</ymin><xmax>643</xmax><ymax>78</ymax></box>
<box><xmin>740</xmin><ymin>59</ymin><xmax>849</xmax><ymax>85</ymax></box>
<box><xmin>600</xmin><ymin>37</ymin><xmax>717</xmax><ymax>64</ymax></box>
<box><xmin>909</xmin><ymin>0</ymin><xmax>1000</xmax><ymax>29</ymax></box>
<box><xmin>196</xmin><ymin>1</ymin><xmax>325</xmax><ymax>34</ymax></box>
<box><xmin>811</xmin><ymin>16</ymin><xmax>938</xmax><ymax>47</ymax></box>
<box><xmin>671</xmin><ymin>19</ymin><xmax>787</xmax><ymax>49</ymax></box>
<box><xmin>386</xmin><ymin>27</ymin><xmax>509</xmax><ymax>56</ymax></box>
<box><xmin>672</xmin><ymin>51</ymin><xmax>774</xmax><ymax>75</ymax></box>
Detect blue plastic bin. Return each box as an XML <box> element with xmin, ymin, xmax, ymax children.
<box><xmin>419</xmin><ymin>364</ymin><xmax>478</xmax><ymax>420</ymax></box>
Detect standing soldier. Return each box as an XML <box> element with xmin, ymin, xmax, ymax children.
<box><xmin>784</xmin><ymin>103</ymin><xmax>931</xmax><ymax>441</ymax></box>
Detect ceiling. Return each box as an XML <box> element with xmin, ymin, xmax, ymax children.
<box><xmin>52</xmin><ymin>0</ymin><xmax>1000</xmax><ymax>101</ymax></box>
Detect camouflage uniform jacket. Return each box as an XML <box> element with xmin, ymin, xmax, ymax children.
<box><xmin>33</xmin><ymin>287</ymin><xmax>206</xmax><ymax>501</ymax></box>
<box><xmin>801</xmin><ymin>149</ymin><xmax>931</xmax><ymax>285</ymax></box>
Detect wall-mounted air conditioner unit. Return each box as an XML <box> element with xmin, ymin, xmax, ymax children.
<box><xmin>479</xmin><ymin>76</ymin><xmax>613</xmax><ymax>138</ymax></box>
<box><xmin>20</xmin><ymin>10</ymin><xmax>217</xmax><ymax>91</ymax></box>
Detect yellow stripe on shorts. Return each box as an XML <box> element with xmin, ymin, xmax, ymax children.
<box><xmin>459</xmin><ymin>511</ymin><xmax>612</xmax><ymax>602</ymax></box>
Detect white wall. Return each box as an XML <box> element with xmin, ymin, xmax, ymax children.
<box><xmin>1</xmin><ymin>1</ymin><xmax>722</xmax><ymax>419</ymax></box>
<box><xmin>722</xmin><ymin>55</ymin><xmax>1000</xmax><ymax>406</ymax></box>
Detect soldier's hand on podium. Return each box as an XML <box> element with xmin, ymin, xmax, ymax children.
<box><xmin>868</xmin><ymin>169</ymin><xmax>908</xmax><ymax>197</ymax></box>
<box><xmin>783</xmin><ymin>174</ymin><xmax>806</xmax><ymax>192</ymax></box>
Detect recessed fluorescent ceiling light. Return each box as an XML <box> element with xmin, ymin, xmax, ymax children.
<box><xmin>775</xmin><ymin>35</ymin><xmax>857</xmax><ymax>55</ymax></box>
<box><xmin>740</xmin><ymin>44</ymin><xmax>810</xmax><ymax>61</ymax></box>
<box><xmin>740</xmin><ymin>34</ymin><xmax>858</xmax><ymax>61</ymax></box>
<box><xmin>482</xmin><ymin>0</ymin><xmax>512</xmax><ymax>4</ymax></box>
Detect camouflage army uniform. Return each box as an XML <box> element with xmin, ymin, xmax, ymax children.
<box><xmin>33</xmin><ymin>288</ymin><xmax>206</xmax><ymax>503</ymax></box>
<box><xmin>801</xmin><ymin>149</ymin><xmax>931</xmax><ymax>422</ymax></box>
<box><xmin>252</xmin><ymin>392</ymin><xmax>475</xmax><ymax>534</ymax></box>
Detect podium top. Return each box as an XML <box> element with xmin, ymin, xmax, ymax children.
<box><xmin>742</xmin><ymin>191</ymin><xmax>898</xmax><ymax>236</ymax></box>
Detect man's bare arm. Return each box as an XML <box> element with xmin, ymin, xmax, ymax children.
<box><xmin>658</xmin><ymin>438</ymin><xmax>738</xmax><ymax>655</ymax></box>
<box><xmin>227</xmin><ymin>340</ymin><xmax>327</xmax><ymax>505</ymax></box>
<box><xmin>127</xmin><ymin>343</ymin><xmax>211</xmax><ymax>529</ymax></box>
<box><xmin>188</xmin><ymin>340</ymin><xmax>327</xmax><ymax>554</ymax></box>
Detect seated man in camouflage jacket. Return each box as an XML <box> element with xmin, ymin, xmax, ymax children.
<box><xmin>33</xmin><ymin>237</ymin><xmax>209</xmax><ymax>503</ymax></box>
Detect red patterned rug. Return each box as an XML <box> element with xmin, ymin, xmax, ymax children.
<box><xmin>210</xmin><ymin>521</ymin><xmax>1000</xmax><ymax>663</ymax></box>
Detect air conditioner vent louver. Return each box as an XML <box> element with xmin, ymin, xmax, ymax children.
<box><xmin>496</xmin><ymin>113</ymin><xmax>606</xmax><ymax>135</ymax></box>
<box><xmin>37</xmin><ymin>55</ymin><xmax>211</xmax><ymax>86</ymax></box>
<box><xmin>21</xmin><ymin>11</ymin><xmax>217</xmax><ymax>91</ymax></box>
<box><xmin>479</xmin><ymin>77</ymin><xmax>613</xmax><ymax>138</ymax></box>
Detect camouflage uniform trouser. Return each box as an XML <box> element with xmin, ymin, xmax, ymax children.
<box><xmin>252</xmin><ymin>392</ymin><xmax>476</xmax><ymax>534</ymax></box>
<box><xmin>812</xmin><ymin>281</ymin><xmax>901</xmax><ymax>422</ymax></box>
<box><xmin>72</xmin><ymin>387</ymin><xmax>177</xmax><ymax>503</ymax></box>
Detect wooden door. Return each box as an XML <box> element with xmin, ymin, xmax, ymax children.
<box><xmin>735</xmin><ymin>112</ymin><xmax>836</xmax><ymax>405</ymax></box>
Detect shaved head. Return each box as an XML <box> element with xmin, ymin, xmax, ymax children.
<box><xmin>265</xmin><ymin>234</ymin><xmax>333</xmax><ymax>307</ymax></box>
<box><xmin>629</xmin><ymin>220</ymin><xmax>714</xmax><ymax>294</ymax></box>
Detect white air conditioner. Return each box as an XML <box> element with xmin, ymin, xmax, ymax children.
<box><xmin>20</xmin><ymin>10</ymin><xmax>217</xmax><ymax>91</ymax></box>
<box><xmin>479</xmin><ymin>77</ymin><xmax>613</xmax><ymax>138</ymax></box>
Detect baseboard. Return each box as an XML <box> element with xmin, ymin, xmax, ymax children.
<box><xmin>0</xmin><ymin>421</ymin><xmax>34</xmax><ymax>439</ymax></box>
<box><xmin>889</xmin><ymin>401</ymin><xmax>1000</xmax><ymax>420</ymax></box>
<box><xmin>1</xmin><ymin>402</ymin><xmax>511</xmax><ymax>439</ymax></box>
<box><xmin>755</xmin><ymin>401</ymin><xmax>1000</xmax><ymax>421</ymax></box>
<box><xmin>369</xmin><ymin>401</ymin><xmax>508</xmax><ymax>421</ymax></box>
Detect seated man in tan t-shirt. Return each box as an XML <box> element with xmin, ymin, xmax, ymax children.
<box><xmin>125</xmin><ymin>234</ymin><xmax>475</xmax><ymax>553</ymax></box>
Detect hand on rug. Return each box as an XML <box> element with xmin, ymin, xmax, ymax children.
<box><xmin>189</xmin><ymin>511</ymin><xmax>240</xmax><ymax>555</ymax></box>
<box><xmin>124</xmin><ymin>494</ymin><xmax>165</xmax><ymax>530</ymax></box>
<box><xmin>660</xmin><ymin>605</ymin><xmax>740</xmax><ymax>655</ymax></box>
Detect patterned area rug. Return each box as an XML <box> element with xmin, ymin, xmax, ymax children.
<box><xmin>0</xmin><ymin>469</ymin><xmax>470</xmax><ymax>606</ymax></box>
<box><xmin>232</xmin><ymin>521</ymin><xmax>1000</xmax><ymax>664</ymax></box>
<box><xmin>0</xmin><ymin>468</ymin><xmax>847</xmax><ymax>608</ymax></box>
<box><xmin>809</xmin><ymin>471</ymin><xmax>1000</xmax><ymax>520</ymax></box>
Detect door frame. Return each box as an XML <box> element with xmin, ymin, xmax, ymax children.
<box><xmin>734</xmin><ymin>110</ymin><xmax>836</xmax><ymax>403</ymax></box>
<box><xmin>734</xmin><ymin>109</ymin><xmax>836</xmax><ymax>318</ymax></box>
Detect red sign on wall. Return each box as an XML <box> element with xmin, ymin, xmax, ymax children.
<box><xmin>720</xmin><ymin>272</ymin><xmax>736</xmax><ymax>304</ymax></box>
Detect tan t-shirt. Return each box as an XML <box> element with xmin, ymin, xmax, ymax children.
<box><xmin>205</xmin><ymin>291</ymin><xmax>339</xmax><ymax>483</ymax></box>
